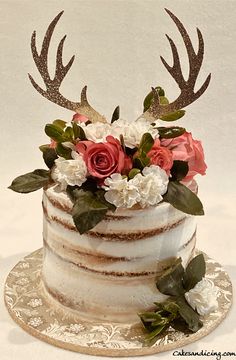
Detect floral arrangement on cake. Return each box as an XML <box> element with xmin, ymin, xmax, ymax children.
<box><xmin>8</xmin><ymin>9</ymin><xmax>210</xmax><ymax>234</ymax></box>
<box><xmin>9</xmin><ymin>90</ymin><xmax>206</xmax><ymax>233</ymax></box>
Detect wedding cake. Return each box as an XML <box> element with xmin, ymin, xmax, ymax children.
<box><xmin>9</xmin><ymin>9</ymin><xmax>220</xmax><ymax>341</ymax></box>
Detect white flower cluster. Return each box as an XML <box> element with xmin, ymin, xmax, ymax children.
<box><xmin>80</xmin><ymin>117</ymin><xmax>159</xmax><ymax>148</ymax></box>
<box><xmin>104</xmin><ymin>165</ymin><xmax>168</xmax><ymax>208</ymax></box>
<box><xmin>51</xmin><ymin>151</ymin><xmax>87</xmax><ymax>190</ymax></box>
<box><xmin>185</xmin><ymin>278</ymin><xmax>219</xmax><ymax>316</ymax></box>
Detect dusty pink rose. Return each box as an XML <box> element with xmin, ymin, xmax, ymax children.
<box><xmin>75</xmin><ymin>140</ymin><xmax>93</xmax><ymax>155</ymax></box>
<box><xmin>80</xmin><ymin>136</ymin><xmax>130</xmax><ymax>179</ymax></box>
<box><xmin>161</xmin><ymin>132</ymin><xmax>207</xmax><ymax>181</ymax></box>
<box><xmin>147</xmin><ymin>139</ymin><xmax>173</xmax><ymax>173</ymax></box>
<box><xmin>72</xmin><ymin>113</ymin><xmax>89</xmax><ymax>123</ymax></box>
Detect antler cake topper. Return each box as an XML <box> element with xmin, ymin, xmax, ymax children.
<box><xmin>28</xmin><ymin>11</ymin><xmax>106</xmax><ymax>123</ymax></box>
<box><xmin>28</xmin><ymin>9</ymin><xmax>211</xmax><ymax>123</ymax></box>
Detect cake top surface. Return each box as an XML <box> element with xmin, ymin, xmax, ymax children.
<box><xmin>9</xmin><ymin>8</ymin><xmax>209</xmax><ymax>234</ymax></box>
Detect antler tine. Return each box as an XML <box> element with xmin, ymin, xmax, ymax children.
<box><xmin>160</xmin><ymin>34</ymin><xmax>186</xmax><ymax>88</ymax></box>
<box><xmin>55</xmin><ymin>35</ymin><xmax>75</xmax><ymax>86</ymax></box>
<box><xmin>140</xmin><ymin>9</ymin><xmax>211</xmax><ymax>121</ymax></box>
<box><xmin>28</xmin><ymin>12</ymin><xmax>106</xmax><ymax>123</ymax></box>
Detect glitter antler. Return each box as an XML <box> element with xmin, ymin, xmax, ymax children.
<box><xmin>141</xmin><ymin>8</ymin><xmax>211</xmax><ymax>121</ymax></box>
<box><xmin>28</xmin><ymin>11</ymin><xmax>106</xmax><ymax>123</ymax></box>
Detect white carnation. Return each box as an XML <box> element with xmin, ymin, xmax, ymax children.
<box><xmin>51</xmin><ymin>152</ymin><xmax>87</xmax><ymax>190</ymax></box>
<box><xmin>185</xmin><ymin>278</ymin><xmax>219</xmax><ymax>316</ymax></box>
<box><xmin>104</xmin><ymin>173</ymin><xmax>140</xmax><ymax>208</ymax></box>
<box><xmin>130</xmin><ymin>165</ymin><xmax>169</xmax><ymax>207</ymax></box>
<box><xmin>80</xmin><ymin>122</ymin><xmax>112</xmax><ymax>142</ymax></box>
<box><xmin>111</xmin><ymin>118</ymin><xmax>159</xmax><ymax>148</ymax></box>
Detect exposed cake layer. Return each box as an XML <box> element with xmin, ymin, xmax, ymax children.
<box><xmin>42</xmin><ymin>185</ymin><xmax>197</xmax><ymax>322</ymax></box>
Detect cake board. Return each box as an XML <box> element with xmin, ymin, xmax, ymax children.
<box><xmin>4</xmin><ymin>248</ymin><xmax>233</xmax><ymax>357</ymax></box>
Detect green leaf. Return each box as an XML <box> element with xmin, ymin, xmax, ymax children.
<box><xmin>56</xmin><ymin>143</ymin><xmax>72</xmax><ymax>160</ymax></box>
<box><xmin>159</xmin><ymin>96</ymin><xmax>169</xmax><ymax>105</ymax></box>
<box><xmin>42</xmin><ymin>148</ymin><xmax>58</xmax><ymax>169</ymax></box>
<box><xmin>157</xmin><ymin>126</ymin><xmax>186</xmax><ymax>139</ymax></box>
<box><xmin>162</xmin><ymin>301</ymin><xmax>179</xmax><ymax>316</ymax></box>
<box><xmin>45</xmin><ymin>124</ymin><xmax>64</xmax><ymax>142</ymax></box>
<box><xmin>64</xmin><ymin>126</ymin><xmax>74</xmax><ymax>141</ymax></box>
<box><xmin>8</xmin><ymin>169</ymin><xmax>50</xmax><ymax>193</ymax></box>
<box><xmin>143</xmin><ymin>86</ymin><xmax>165</xmax><ymax>112</ymax></box>
<box><xmin>163</xmin><ymin>181</ymin><xmax>204</xmax><ymax>216</ymax></box>
<box><xmin>128</xmin><ymin>168</ymin><xmax>140</xmax><ymax>179</ymax></box>
<box><xmin>111</xmin><ymin>106</ymin><xmax>120</xmax><ymax>123</ymax></box>
<box><xmin>67</xmin><ymin>189</ymin><xmax>109</xmax><ymax>234</ymax></box>
<box><xmin>160</xmin><ymin>110</ymin><xmax>185</xmax><ymax>122</ymax></box>
<box><xmin>139</xmin><ymin>312</ymin><xmax>164</xmax><ymax>324</ymax></box>
<box><xmin>171</xmin><ymin>160</ymin><xmax>189</xmax><ymax>181</ymax></box>
<box><xmin>133</xmin><ymin>156</ymin><xmax>150</xmax><ymax>170</ymax></box>
<box><xmin>52</xmin><ymin>119</ymin><xmax>67</xmax><ymax>129</ymax></box>
<box><xmin>139</xmin><ymin>133</ymin><xmax>154</xmax><ymax>154</ymax></box>
<box><xmin>95</xmin><ymin>189</ymin><xmax>116</xmax><ymax>212</ymax></box>
<box><xmin>156</xmin><ymin>258</ymin><xmax>185</xmax><ymax>296</ymax></box>
<box><xmin>72</xmin><ymin>122</ymin><xmax>86</xmax><ymax>140</ymax></box>
<box><xmin>145</xmin><ymin>324</ymin><xmax>166</xmax><ymax>341</ymax></box>
<box><xmin>176</xmin><ymin>296</ymin><xmax>203</xmax><ymax>332</ymax></box>
<box><xmin>183</xmin><ymin>254</ymin><xmax>206</xmax><ymax>291</ymax></box>
<box><xmin>39</xmin><ymin>144</ymin><xmax>50</xmax><ymax>153</ymax></box>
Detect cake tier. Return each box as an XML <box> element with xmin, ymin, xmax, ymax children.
<box><xmin>42</xmin><ymin>185</ymin><xmax>197</xmax><ymax>323</ymax></box>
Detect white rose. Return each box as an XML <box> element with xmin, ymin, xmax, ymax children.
<box><xmin>130</xmin><ymin>165</ymin><xmax>169</xmax><ymax>207</ymax></box>
<box><xmin>111</xmin><ymin>118</ymin><xmax>159</xmax><ymax>148</ymax></box>
<box><xmin>80</xmin><ymin>122</ymin><xmax>112</xmax><ymax>142</ymax></box>
<box><xmin>51</xmin><ymin>151</ymin><xmax>87</xmax><ymax>190</ymax></box>
<box><xmin>185</xmin><ymin>278</ymin><xmax>219</xmax><ymax>316</ymax></box>
<box><xmin>104</xmin><ymin>173</ymin><xmax>140</xmax><ymax>208</ymax></box>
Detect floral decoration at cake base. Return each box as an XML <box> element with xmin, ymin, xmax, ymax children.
<box><xmin>4</xmin><ymin>248</ymin><xmax>232</xmax><ymax>357</ymax></box>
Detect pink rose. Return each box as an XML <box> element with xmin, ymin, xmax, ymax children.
<box><xmin>80</xmin><ymin>136</ymin><xmax>131</xmax><ymax>179</ymax></box>
<box><xmin>72</xmin><ymin>113</ymin><xmax>89</xmax><ymax>123</ymax></box>
<box><xmin>161</xmin><ymin>132</ymin><xmax>207</xmax><ymax>181</ymax></box>
<box><xmin>147</xmin><ymin>139</ymin><xmax>173</xmax><ymax>173</ymax></box>
<box><xmin>75</xmin><ymin>140</ymin><xmax>93</xmax><ymax>155</ymax></box>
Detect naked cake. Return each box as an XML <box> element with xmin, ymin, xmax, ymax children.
<box><xmin>9</xmin><ymin>9</ymin><xmax>220</xmax><ymax>341</ymax></box>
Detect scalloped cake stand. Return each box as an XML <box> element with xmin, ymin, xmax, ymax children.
<box><xmin>4</xmin><ymin>249</ymin><xmax>232</xmax><ymax>357</ymax></box>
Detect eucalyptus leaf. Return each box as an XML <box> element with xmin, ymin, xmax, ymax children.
<box><xmin>183</xmin><ymin>254</ymin><xmax>206</xmax><ymax>291</ymax></box>
<box><xmin>160</xmin><ymin>110</ymin><xmax>185</xmax><ymax>122</ymax></box>
<box><xmin>163</xmin><ymin>181</ymin><xmax>204</xmax><ymax>216</ymax></box>
<box><xmin>8</xmin><ymin>169</ymin><xmax>50</xmax><ymax>193</ymax></box>
<box><xmin>162</xmin><ymin>301</ymin><xmax>179</xmax><ymax>316</ymax></box>
<box><xmin>176</xmin><ymin>296</ymin><xmax>203</xmax><ymax>332</ymax></box>
<box><xmin>171</xmin><ymin>160</ymin><xmax>189</xmax><ymax>181</ymax></box>
<box><xmin>64</xmin><ymin>126</ymin><xmax>74</xmax><ymax>141</ymax></box>
<box><xmin>56</xmin><ymin>143</ymin><xmax>72</xmax><ymax>159</ymax></box>
<box><xmin>68</xmin><ymin>189</ymin><xmax>109</xmax><ymax>234</ymax></box>
<box><xmin>39</xmin><ymin>144</ymin><xmax>50</xmax><ymax>153</ymax></box>
<box><xmin>156</xmin><ymin>258</ymin><xmax>185</xmax><ymax>296</ymax></box>
<box><xmin>157</xmin><ymin>126</ymin><xmax>186</xmax><ymax>139</ymax></box>
<box><xmin>139</xmin><ymin>133</ymin><xmax>154</xmax><ymax>154</ymax></box>
<box><xmin>143</xmin><ymin>86</ymin><xmax>165</xmax><ymax>112</ymax></box>
<box><xmin>53</xmin><ymin>119</ymin><xmax>67</xmax><ymax>129</ymax></box>
<box><xmin>72</xmin><ymin>122</ymin><xmax>86</xmax><ymax>140</ymax></box>
<box><xmin>128</xmin><ymin>168</ymin><xmax>140</xmax><ymax>179</ymax></box>
<box><xmin>145</xmin><ymin>324</ymin><xmax>166</xmax><ymax>341</ymax></box>
<box><xmin>95</xmin><ymin>189</ymin><xmax>116</xmax><ymax>212</ymax></box>
<box><xmin>45</xmin><ymin>124</ymin><xmax>64</xmax><ymax>142</ymax></box>
<box><xmin>111</xmin><ymin>106</ymin><xmax>120</xmax><ymax>123</ymax></box>
<box><xmin>133</xmin><ymin>156</ymin><xmax>150</xmax><ymax>170</ymax></box>
<box><xmin>139</xmin><ymin>312</ymin><xmax>163</xmax><ymax>323</ymax></box>
<box><xmin>43</xmin><ymin>148</ymin><xmax>58</xmax><ymax>169</ymax></box>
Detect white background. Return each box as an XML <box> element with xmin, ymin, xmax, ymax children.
<box><xmin>0</xmin><ymin>0</ymin><xmax>236</xmax><ymax>359</ymax></box>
